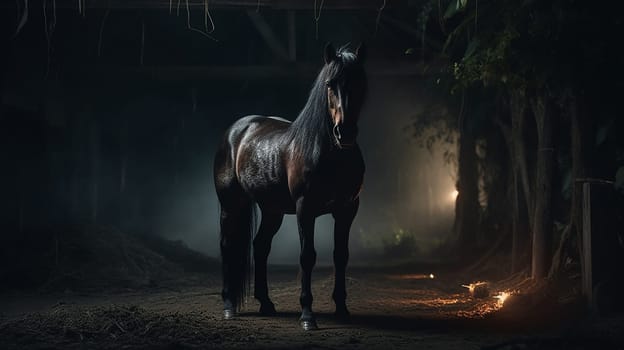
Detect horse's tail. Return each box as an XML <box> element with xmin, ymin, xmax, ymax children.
<box><xmin>220</xmin><ymin>201</ymin><xmax>256</xmax><ymax>311</ymax></box>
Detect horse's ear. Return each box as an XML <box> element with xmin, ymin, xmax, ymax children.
<box><xmin>324</xmin><ymin>43</ymin><xmax>336</xmax><ymax>64</ymax></box>
<box><xmin>356</xmin><ymin>43</ymin><xmax>367</xmax><ymax>64</ymax></box>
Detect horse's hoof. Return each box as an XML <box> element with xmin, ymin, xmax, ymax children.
<box><xmin>259</xmin><ymin>303</ymin><xmax>277</xmax><ymax>316</ymax></box>
<box><xmin>300</xmin><ymin>318</ymin><xmax>318</xmax><ymax>331</ymax></box>
<box><xmin>223</xmin><ymin>309</ymin><xmax>236</xmax><ymax>320</ymax></box>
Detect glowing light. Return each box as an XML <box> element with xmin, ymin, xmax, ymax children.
<box><xmin>461</xmin><ymin>281</ymin><xmax>490</xmax><ymax>298</ymax></box>
<box><xmin>461</xmin><ymin>281</ymin><xmax>487</xmax><ymax>294</ymax></box>
<box><xmin>390</xmin><ymin>274</ymin><xmax>436</xmax><ymax>280</ymax></box>
<box><xmin>494</xmin><ymin>291</ymin><xmax>510</xmax><ymax>306</ymax></box>
<box><xmin>450</xmin><ymin>190</ymin><xmax>459</xmax><ymax>200</ymax></box>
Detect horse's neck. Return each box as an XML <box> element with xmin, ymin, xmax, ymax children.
<box><xmin>287</xmin><ymin>103</ymin><xmax>332</xmax><ymax>148</ymax></box>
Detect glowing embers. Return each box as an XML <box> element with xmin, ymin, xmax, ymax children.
<box><xmin>416</xmin><ymin>297</ymin><xmax>462</xmax><ymax>307</ymax></box>
<box><xmin>390</xmin><ymin>273</ymin><xmax>436</xmax><ymax>280</ymax></box>
<box><xmin>455</xmin><ymin>289</ymin><xmax>514</xmax><ymax>318</ymax></box>
<box><xmin>462</xmin><ymin>281</ymin><xmax>490</xmax><ymax>298</ymax></box>
<box><xmin>462</xmin><ymin>281</ymin><xmax>515</xmax><ymax>306</ymax></box>
<box><xmin>394</xmin><ymin>294</ymin><xmax>463</xmax><ymax>308</ymax></box>
<box><xmin>457</xmin><ymin>281</ymin><xmax>517</xmax><ymax>318</ymax></box>
<box><xmin>494</xmin><ymin>291</ymin><xmax>511</xmax><ymax>307</ymax></box>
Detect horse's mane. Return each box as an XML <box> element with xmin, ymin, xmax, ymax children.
<box><xmin>287</xmin><ymin>46</ymin><xmax>360</xmax><ymax>161</ymax></box>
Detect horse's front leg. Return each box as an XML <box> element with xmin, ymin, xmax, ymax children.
<box><xmin>332</xmin><ymin>198</ymin><xmax>359</xmax><ymax>321</ymax></box>
<box><xmin>296</xmin><ymin>198</ymin><xmax>317</xmax><ymax>330</ymax></box>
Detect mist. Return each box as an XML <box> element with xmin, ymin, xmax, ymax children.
<box><xmin>149</xmin><ymin>76</ymin><xmax>457</xmax><ymax>265</ymax></box>
<box><xmin>3</xmin><ymin>2</ymin><xmax>623</xmax><ymax>348</ymax></box>
<box><xmin>2</xmin><ymin>69</ymin><xmax>457</xmax><ymax>266</ymax></box>
<box><xmin>0</xmin><ymin>5</ymin><xmax>458</xmax><ymax>267</ymax></box>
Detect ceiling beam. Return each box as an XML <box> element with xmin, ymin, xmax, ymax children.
<box><xmin>1</xmin><ymin>0</ymin><xmax>419</xmax><ymax>10</ymax></box>
<box><xmin>130</xmin><ymin>61</ymin><xmax>438</xmax><ymax>80</ymax></box>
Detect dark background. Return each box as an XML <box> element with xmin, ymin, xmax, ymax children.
<box><xmin>2</xmin><ymin>3</ymin><xmax>624</xmax><ymax>348</ymax></box>
<box><xmin>0</xmin><ymin>1</ymin><xmax>456</xmax><ymax>268</ymax></box>
<box><xmin>2</xmin><ymin>0</ymin><xmax>624</xmax><ymax>292</ymax></box>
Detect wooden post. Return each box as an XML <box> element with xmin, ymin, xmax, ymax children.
<box><xmin>582</xmin><ymin>182</ymin><xmax>592</xmax><ymax>310</ymax></box>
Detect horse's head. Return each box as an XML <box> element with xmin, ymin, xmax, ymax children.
<box><xmin>323</xmin><ymin>43</ymin><xmax>367</xmax><ymax>149</ymax></box>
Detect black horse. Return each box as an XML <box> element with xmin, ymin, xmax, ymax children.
<box><xmin>214</xmin><ymin>43</ymin><xmax>367</xmax><ymax>330</ymax></box>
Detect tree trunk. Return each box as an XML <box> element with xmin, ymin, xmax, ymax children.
<box><xmin>512</xmin><ymin>168</ymin><xmax>530</xmax><ymax>273</ymax></box>
<box><xmin>510</xmin><ymin>89</ymin><xmax>533</xmax><ymax>227</ymax></box>
<box><xmin>568</xmin><ymin>90</ymin><xmax>589</xmax><ymax>269</ymax></box>
<box><xmin>455</xmin><ymin>93</ymin><xmax>480</xmax><ymax>260</ymax></box>
<box><xmin>550</xmin><ymin>89</ymin><xmax>590</xmax><ymax>276</ymax></box>
<box><xmin>508</xmin><ymin>89</ymin><xmax>532</xmax><ymax>273</ymax></box>
<box><xmin>531</xmin><ymin>91</ymin><xmax>555</xmax><ymax>279</ymax></box>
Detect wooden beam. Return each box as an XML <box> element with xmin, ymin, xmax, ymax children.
<box><xmin>70</xmin><ymin>61</ymin><xmax>436</xmax><ymax>80</ymax></box>
<box><xmin>246</xmin><ymin>10</ymin><xmax>290</xmax><ymax>62</ymax></box>
<box><xmin>132</xmin><ymin>61</ymin><xmax>435</xmax><ymax>80</ymax></box>
<box><xmin>0</xmin><ymin>0</ymin><xmax>419</xmax><ymax>10</ymax></box>
<box><xmin>141</xmin><ymin>63</ymin><xmax>315</xmax><ymax>79</ymax></box>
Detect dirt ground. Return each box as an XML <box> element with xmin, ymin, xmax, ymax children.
<box><xmin>1</xmin><ymin>266</ymin><xmax>623</xmax><ymax>349</ymax></box>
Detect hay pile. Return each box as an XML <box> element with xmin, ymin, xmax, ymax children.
<box><xmin>0</xmin><ymin>304</ymin><xmax>236</xmax><ymax>349</ymax></box>
<box><xmin>2</xmin><ymin>225</ymin><xmax>219</xmax><ymax>291</ymax></box>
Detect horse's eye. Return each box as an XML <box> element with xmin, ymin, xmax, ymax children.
<box><xmin>326</xmin><ymin>79</ymin><xmax>339</xmax><ymax>89</ymax></box>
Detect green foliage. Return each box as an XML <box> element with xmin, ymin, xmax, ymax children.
<box><xmin>452</xmin><ymin>28</ymin><xmax>522</xmax><ymax>90</ymax></box>
<box><xmin>381</xmin><ymin>228</ymin><xmax>445</xmax><ymax>260</ymax></box>
<box><xmin>444</xmin><ymin>0</ymin><xmax>469</xmax><ymax>19</ymax></box>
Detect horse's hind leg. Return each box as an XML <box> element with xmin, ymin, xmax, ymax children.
<box><xmin>253</xmin><ymin>211</ymin><xmax>283</xmax><ymax>315</ymax></box>
<box><xmin>219</xmin><ymin>201</ymin><xmax>253</xmax><ymax>319</ymax></box>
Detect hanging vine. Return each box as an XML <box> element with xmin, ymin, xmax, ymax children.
<box><xmin>13</xmin><ymin>0</ymin><xmax>28</xmax><ymax>38</ymax></box>
<box><xmin>43</xmin><ymin>0</ymin><xmax>57</xmax><ymax>77</ymax></box>
<box><xmin>314</xmin><ymin>0</ymin><xmax>325</xmax><ymax>39</ymax></box>
<box><xmin>374</xmin><ymin>0</ymin><xmax>386</xmax><ymax>37</ymax></box>
<box><xmin>204</xmin><ymin>0</ymin><xmax>215</xmax><ymax>34</ymax></box>
<box><xmin>77</xmin><ymin>0</ymin><xmax>86</xmax><ymax>17</ymax></box>
<box><xmin>97</xmin><ymin>9</ymin><xmax>110</xmax><ymax>57</ymax></box>
<box><xmin>417</xmin><ymin>1</ymin><xmax>433</xmax><ymax>63</ymax></box>
<box><xmin>184</xmin><ymin>0</ymin><xmax>218</xmax><ymax>41</ymax></box>
<box><xmin>474</xmin><ymin>0</ymin><xmax>478</xmax><ymax>33</ymax></box>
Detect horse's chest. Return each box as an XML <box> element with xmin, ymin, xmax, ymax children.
<box><xmin>313</xmin><ymin>157</ymin><xmax>364</xmax><ymax>205</ymax></box>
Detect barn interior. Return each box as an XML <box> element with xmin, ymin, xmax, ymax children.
<box><xmin>1</xmin><ymin>1</ymin><xmax>624</xmax><ymax>349</ymax></box>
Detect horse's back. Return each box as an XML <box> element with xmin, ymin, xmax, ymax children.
<box><xmin>214</xmin><ymin>115</ymin><xmax>292</xmax><ymax>209</ymax></box>
<box><xmin>224</xmin><ymin>115</ymin><xmax>290</xmax><ymax>146</ymax></box>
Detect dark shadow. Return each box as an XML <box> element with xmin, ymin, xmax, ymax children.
<box><xmin>235</xmin><ymin>308</ymin><xmax>584</xmax><ymax>334</ymax></box>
